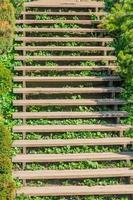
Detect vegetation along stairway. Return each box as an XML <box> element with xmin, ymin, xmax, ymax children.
<box><xmin>13</xmin><ymin>0</ymin><xmax>133</xmax><ymax>198</ymax></box>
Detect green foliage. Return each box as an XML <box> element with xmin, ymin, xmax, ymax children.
<box><xmin>102</xmin><ymin>0</ymin><xmax>133</xmax><ymax>131</ymax></box>
<box><xmin>104</xmin><ymin>0</ymin><xmax>122</xmax><ymax>11</ymax></box>
<box><xmin>0</xmin><ymin>174</ymin><xmax>15</xmax><ymax>200</ymax></box>
<box><xmin>0</xmin><ymin>0</ymin><xmax>15</xmax><ymax>53</ymax></box>
<box><xmin>0</xmin><ymin>118</ymin><xmax>15</xmax><ymax>200</ymax></box>
<box><xmin>0</xmin><ymin>62</ymin><xmax>12</xmax><ymax>94</ymax></box>
<box><xmin>102</xmin><ymin>0</ymin><xmax>133</xmax><ymax>79</ymax></box>
<box><xmin>15</xmin><ymin>195</ymin><xmax>130</xmax><ymax>200</ymax></box>
<box><xmin>0</xmin><ymin>119</ymin><xmax>12</xmax><ymax>156</ymax></box>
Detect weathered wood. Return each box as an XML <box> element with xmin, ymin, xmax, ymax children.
<box><xmin>16</xmin><ymin>185</ymin><xmax>133</xmax><ymax>196</ymax></box>
<box><xmin>14</xmin><ymin>76</ymin><xmax>121</xmax><ymax>83</ymax></box>
<box><xmin>15</xmin><ymin>56</ymin><xmax>117</xmax><ymax>61</ymax></box>
<box><xmin>15</xmin><ymin>46</ymin><xmax>114</xmax><ymax>52</ymax></box>
<box><xmin>24</xmin><ymin>1</ymin><xmax>105</xmax><ymax>8</ymax></box>
<box><xmin>13</xmin><ymin>111</ymin><xmax>128</xmax><ymax>119</ymax></box>
<box><xmin>13</xmin><ymin>99</ymin><xmax>126</xmax><ymax>106</ymax></box>
<box><xmin>13</xmin><ymin>124</ymin><xmax>132</xmax><ymax>133</ymax></box>
<box><xmin>21</xmin><ymin>11</ymin><xmax>106</xmax><ymax>16</ymax></box>
<box><xmin>16</xmin><ymin>37</ymin><xmax>113</xmax><ymax>42</ymax></box>
<box><xmin>14</xmin><ymin>66</ymin><xmax>117</xmax><ymax>72</ymax></box>
<box><xmin>16</xmin><ymin>19</ymin><xmax>100</xmax><ymax>24</ymax></box>
<box><xmin>13</xmin><ymin>152</ymin><xmax>133</xmax><ymax>163</ymax></box>
<box><xmin>13</xmin><ymin>87</ymin><xmax>123</xmax><ymax>94</ymax></box>
<box><xmin>16</xmin><ymin>28</ymin><xmax>106</xmax><ymax>33</ymax></box>
<box><xmin>12</xmin><ymin>138</ymin><xmax>133</xmax><ymax>148</ymax></box>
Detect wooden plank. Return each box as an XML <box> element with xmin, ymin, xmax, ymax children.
<box><xmin>16</xmin><ymin>185</ymin><xmax>133</xmax><ymax>196</ymax></box>
<box><xmin>21</xmin><ymin>11</ymin><xmax>106</xmax><ymax>16</ymax></box>
<box><xmin>15</xmin><ymin>46</ymin><xmax>114</xmax><ymax>51</ymax></box>
<box><xmin>13</xmin><ymin>99</ymin><xmax>126</xmax><ymax>106</ymax></box>
<box><xmin>16</xmin><ymin>37</ymin><xmax>113</xmax><ymax>42</ymax></box>
<box><xmin>13</xmin><ymin>168</ymin><xmax>133</xmax><ymax>179</ymax></box>
<box><xmin>13</xmin><ymin>111</ymin><xmax>128</xmax><ymax>119</ymax></box>
<box><xmin>15</xmin><ymin>56</ymin><xmax>117</xmax><ymax>61</ymax></box>
<box><xmin>16</xmin><ymin>19</ymin><xmax>100</xmax><ymax>24</ymax></box>
<box><xmin>16</xmin><ymin>28</ymin><xmax>106</xmax><ymax>33</ymax></box>
<box><xmin>13</xmin><ymin>87</ymin><xmax>123</xmax><ymax>94</ymax></box>
<box><xmin>24</xmin><ymin>1</ymin><xmax>105</xmax><ymax>8</ymax></box>
<box><xmin>14</xmin><ymin>66</ymin><xmax>117</xmax><ymax>72</ymax></box>
<box><xmin>13</xmin><ymin>76</ymin><xmax>121</xmax><ymax>83</ymax></box>
<box><xmin>12</xmin><ymin>138</ymin><xmax>133</xmax><ymax>148</ymax></box>
<box><xmin>12</xmin><ymin>152</ymin><xmax>133</xmax><ymax>163</ymax></box>
<box><xmin>13</xmin><ymin>124</ymin><xmax>132</xmax><ymax>133</ymax></box>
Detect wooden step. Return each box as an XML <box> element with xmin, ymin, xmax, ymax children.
<box><xmin>15</xmin><ymin>46</ymin><xmax>114</xmax><ymax>52</ymax></box>
<box><xmin>14</xmin><ymin>76</ymin><xmax>121</xmax><ymax>83</ymax></box>
<box><xmin>15</xmin><ymin>56</ymin><xmax>116</xmax><ymax>61</ymax></box>
<box><xmin>13</xmin><ymin>124</ymin><xmax>132</xmax><ymax>133</ymax></box>
<box><xmin>24</xmin><ymin>1</ymin><xmax>105</xmax><ymax>8</ymax></box>
<box><xmin>16</xmin><ymin>28</ymin><xmax>106</xmax><ymax>33</ymax></box>
<box><xmin>13</xmin><ymin>87</ymin><xmax>123</xmax><ymax>94</ymax></box>
<box><xmin>16</xmin><ymin>37</ymin><xmax>113</xmax><ymax>43</ymax></box>
<box><xmin>16</xmin><ymin>19</ymin><xmax>100</xmax><ymax>25</ymax></box>
<box><xmin>13</xmin><ymin>111</ymin><xmax>128</xmax><ymax>119</ymax></box>
<box><xmin>13</xmin><ymin>99</ymin><xmax>126</xmax><ymax>106</ymax></box>
<box><xmin>16</xmin><ymin>185</ymin><xmax>133</xmax><ymax>196</ymax></box>
<box><xmin>12</xmin><ymin>152</ymin><xmax>133</xmax><ymax>163</ymax></box>
<box><xmin>14</xmin><ymin>66</ymin><xmax>117</xmax><ymax>72</ymax></box>
<box><xmin>13</xmin><ymin>168</ymin><xmax>133</xmax><ymax>180</ymax></box>
<box><xmin>12</xmin><ymin>138</ymin><xmax>133</xmax><ymax>148</ymax></box>
<box><xmin>21</xmin><ymin>11</ymin><xmax>106</xmax><ymax>16</ymax></box>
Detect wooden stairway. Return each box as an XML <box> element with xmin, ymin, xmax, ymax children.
<box><xmin>13</xmin><ymin>0</ymin><xmax>133</xmax><ymax>198</ymax></box>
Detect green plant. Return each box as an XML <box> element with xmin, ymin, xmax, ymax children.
<box><xmin>0</xmin><ymin>62</ymin><xmax>12</xmax><ymax>94</ymax></box>
<box><xmin>102</xmin><ymin>0</ymin><xmax>133</xmax><ymax>79</ymax></box>
<box><xmin>0</xmin><ymin>118</ymin><xmax>15</xmax><ymax>200</ymax></box>
<box><xmin>104</xmin><ymin>0</ymin><xmax>122</xmax><ymax>11</ymax></box>
<box><xmin>0</xmin><ymin>0</ymin><xmax>15</xmax><ymax>53</ymax></box>
<box><xmin>102</xmin><ymin>0</ymin><xmax>133</xmax><ymax>138</ymax></box>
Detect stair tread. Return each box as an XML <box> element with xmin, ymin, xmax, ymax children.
<box><xmin>12</xmin><ymin>152</ymin><xmax>133</xmax><ymax>163</ymax></box>
<box><xmin>16</xmin><ymin>37</ymin><xmax>113</xmax><ymax>42</ymax></box>
<box><xmin>16</xmin><ymin>185</ymin><xmax>133</xmax><ymax>196</ymax></box>
<box><xmin>14</xmin><ymin>76</ymin><xmax>121</xmax><ymax>82</ymax></box>
<box><xmin>15</xmin><ymin>56</ymin><xmax>117</xmax><ymax>61</ymax></box>
<box><xmin>13</xmin><ymin>168</ymin><xmax>133</xmax><ymax>179</ymax></box>
<box><xmin>13</xmin><ymin>99</ymin><xmax>126</xmax><ymax>106</ymax></box>
<box><xmin>16</xmin><ymin>19</ymin><xmax>100</xmax><ymax>24</ymax></box>
<box><xmin>24</xmin><ymin>1</ymin><xmax>105</xmax><ymax>8</ymax></box>
<box><xmin>13</xmin><ymin>111</ymin><xmax>128</xmax><ymax>119</ymax></box>
<box><xmin>15</xmin><ymin>46</ymin><xmax>114</xmax><ymax>51</ymax></box>
<box><xmin>13</xmin><ymin>124</ymin><xmax>132</xmax><ymax>133</ymax></box>
<box><xmin>13</xmin><ymin>87</ymin><xmax>123</xmax><ymax>94</ymax></box>
<box><xmin>16</xmin><ymin>28</ymin><xmax>106</xmax><ymax>33</ymax></box>
<box><xmin>12</xmin><ymin>138</ymin><xmax>133</xmax><ymax>148</ymax></box>
<box><xmin>14</xmin><ymin>66</ymin><xmax>117</xmax><ymax>71</ymax></box>
<box><xmin>21</xmin><ymin>11</ymin><xmax>106</xmax><ymax>16</ymax></box>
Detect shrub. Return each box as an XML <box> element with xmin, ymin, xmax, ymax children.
<box><xmin>0</xmin><ymin>118</ymin><xmax>15</xmax><ymax>200</ymax></box>
<box><xmin>0</xmin><ymin>0</ymin><xmax>15</xmax><ymax>53</ymax></box>
<box><xmin>102</xmin><ymin>0</ymin><xmax>133</xmax><ymax>80</ymax></box>
<box><xmin>0</xmin><ymin>62</ymin><xmax>12</xmax><ymax>94</ymax></box>
<box><xmin>0</xmin><ymin>174</ymin><xmax>15</xmax><ymax>200</ymax></box>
